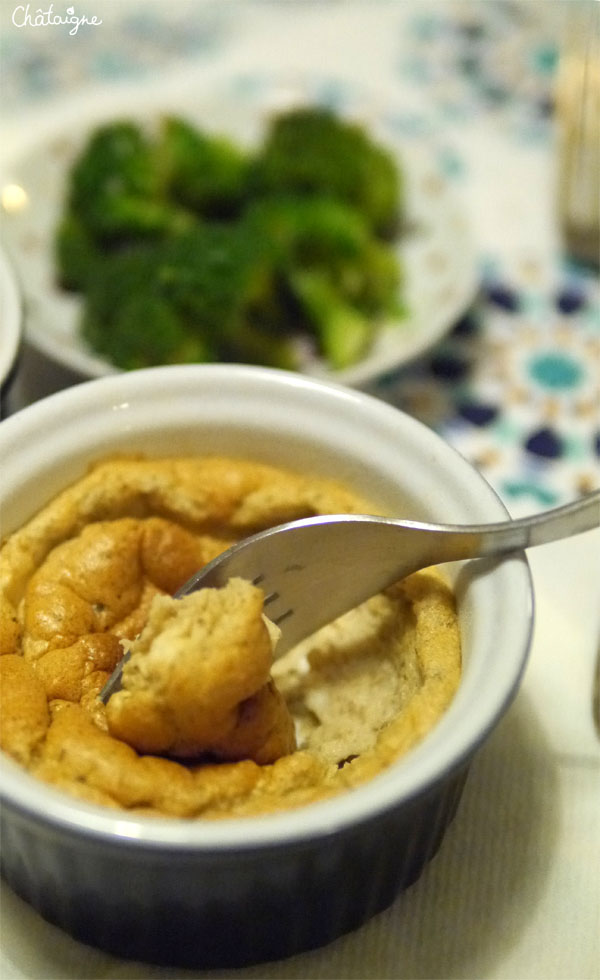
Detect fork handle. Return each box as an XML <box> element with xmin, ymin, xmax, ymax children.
<box><xmin>395</xmin><ymin>488</ymin><xmax>600</xmax><ymax>567</ymax></box>
<box><xmin>454</xmin><ymin>488</ymin><xmax>600</xmax><ymax>560</ymax></box>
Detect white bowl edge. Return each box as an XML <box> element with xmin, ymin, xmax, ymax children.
<box><xmin>0</xmin><ymin>364</ymin><xmax>533</xmax><ymax>848</ymax></box>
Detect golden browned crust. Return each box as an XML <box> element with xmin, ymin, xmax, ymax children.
<box><xmin>0</xmin><ymin>454</ymin><xmax>461</xmax><ymax>818</ymax></box>
<box><xmin>0</xmin><ymin>455</ymin><xmax>366</xmax><ymax>608</ymax></box>
<box><xmin>0</xmin><ymin>592</ymin><xmax>20</xmax><ymax>655</ymax></box>
<box><xmin>0</xmin><ymin>655</ymin><xmax>50</xmax><ymax>766</ymax></box>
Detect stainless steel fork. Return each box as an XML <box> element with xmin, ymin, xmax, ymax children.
<box><xmin>100</xmin><ymin>489</ymin><xmax>600</xmax><ymax>702</ymax></box>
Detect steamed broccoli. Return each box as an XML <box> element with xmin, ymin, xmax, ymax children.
<box><xmin>159</xmin><ymin>116</ymin><xmax>251</xmax><ymax>219</ymax></box>
<box><xmin>57</xmin><ymin>104</ymin><xmax>406</xmax><ymax>373</ymax></box>
<box><xmin>242</xmin><ymin>195</ymin><xmax>401</xmax><ymax>367</ymax></box>
<box><xmin>80</xmin><ymin>242</ymin><xmax>207</xmax><ymax>369</ymax></box>
<box><xmin>252</xmin><ymin>107</ymin><xmax>402</xmax><ymax>239</ymax></box>
<box><xmin>66</xmin><ymin>122</ymin><xmax>191</xmax><ymax>246</ymax></box>
<box><xmin>58</xmin><ymin>117</ymin><xmax>251</xmax><ymax>286</ymax></box>
<box><xmin>289</xmin><ymin>268</ymin><xmax>376</xmax><ymax>369</ymax></box>
<box><xmin>82</xmin><ymin>224</ymin><xmax>298</xmax><ymax>371</ymax></box>
<box><xmin>244</xmin><ymin>194</ymin><xmax>369</xmax><ymax>267</ymax></box>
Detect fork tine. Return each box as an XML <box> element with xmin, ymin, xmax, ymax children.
<box><xmin>272</xmin><ymin>608</ymin><xmax>295</xmax><ymax>627</ymax></box>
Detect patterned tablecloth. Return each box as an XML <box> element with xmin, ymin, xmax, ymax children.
<box><xmin>0</xmin><ymin>3</ymin><xmax>599</xmax><ymax>980</ymax></box>
<box><xmin>2</xmin><ymin>0</ymin><xmax>598</xmax><ymax>507</ymax></box>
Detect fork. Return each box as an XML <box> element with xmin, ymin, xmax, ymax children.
<box><xmin>100</xmin><ymin>489</ymin><xmax>599</xmax><ymax>702</ymax></box>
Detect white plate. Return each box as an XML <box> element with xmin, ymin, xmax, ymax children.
<box><xmin>0</xmin><ymin>74</ymin><xmax>478</xmax><ymax>388</ymax></box>
<box><xmin>0</xmin><ymin>246</ymin><xmax>22</xmax><ymax>393</ymax></box>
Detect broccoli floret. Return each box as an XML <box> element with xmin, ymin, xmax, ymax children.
<box><xmin>241</xmin><ymin>195</ymin><xmax>401</xmax><ymax>365</ymax></box>
<box><xmin>158</xmin><ymin>116</ymin><xmax>251</xmax><ymax>220</ymax></box>
<box><xmin>67</xmin><ymin>121</ymin><xmax>191</xmax><ymax>245</ymax></box>
<box><xmin>161</xmin><ymin>224</ymin><xmax>299</xmax><ymax>368</ymax></box>
<box><xmin>290</xmin><ymin>268</ymin><xmax>376</xmax><ymax>369</ymax></box>
<box><xmin>81</xmin><ymin>242</ymin><xmax>212</xmax><ymax>369</ymax></box>
<box><xmin>158</xmin><ymin>223</ymin><xmax>298</xmax><ymax>368</ymax></box>
<box><xmin>154</xmin><ymin>225</ymin><xmax>248</xmax><ymax>328</ymax></box>
<box><xmin>81</xmin><ymin>224</ymin><xmax>298</xmax><ymax>371</ymax></box>
<box><xmin>252</xmin><ymin>107</ymin><xmax>402</xmax><ymax>238</ymax></box>
<box><xmin>244</xmin><ymin>193</ymin><xmax>369</xmax><ymax>265</ymax></box>
<box><xmin>354</xmin><ymin>237</ymin><xmax>404</xmax><ymax>317</ymax></box>
<box><xmin>85</xmin><ymin>289</ymin><xmax>211</xmax><ymax>370</ymax></box>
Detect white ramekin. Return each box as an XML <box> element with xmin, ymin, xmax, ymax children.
<box><xmin>0</xmin><ymin>364</ymin><xmax>533</xmax><ymax>968</ymax></box>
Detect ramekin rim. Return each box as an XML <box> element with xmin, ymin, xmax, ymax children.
<box><xmin>0</xmin><ymin>363</ymin><xmax>534</xmax><ymax>849</ymax></box>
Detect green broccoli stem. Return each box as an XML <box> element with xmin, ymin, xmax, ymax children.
<box><xmin>290</xmin><ymin>269</ymin><xmax>375</xmax><ymax>370</ymax></box>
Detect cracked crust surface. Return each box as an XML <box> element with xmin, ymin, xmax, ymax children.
<box><xmin>0</xmin><ymin>454</ymin><xmax>461</xmax><ymax>818</ymax></box>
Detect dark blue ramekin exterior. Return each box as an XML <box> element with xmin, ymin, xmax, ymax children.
<box><xmin>1</xmin><ymin>764</ymin><xmax>468</xmax><ymax>968</ymax></box>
